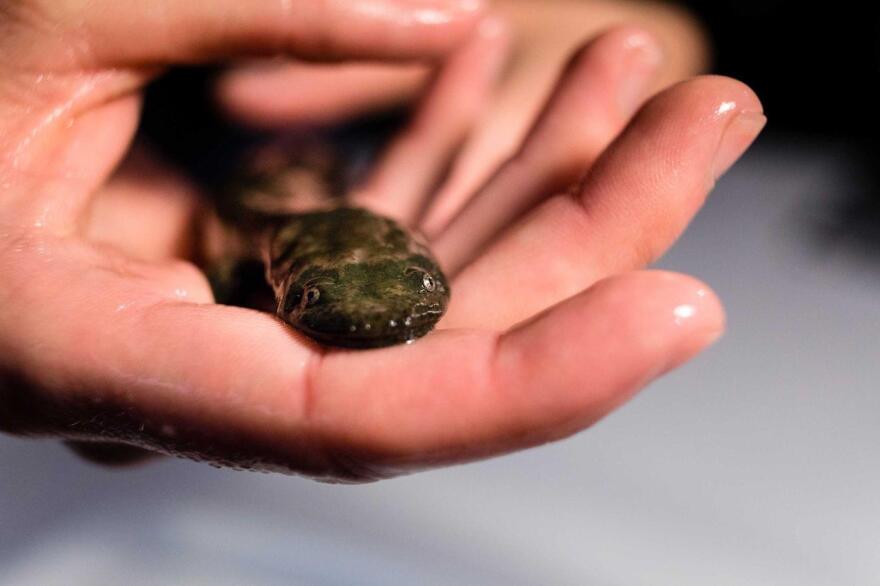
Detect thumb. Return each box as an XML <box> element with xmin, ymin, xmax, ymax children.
<box><xmin>7</xmin><ymin>0</ymin><xmax>485</xmax><ymax>70</ymax></box>
<box><xmin>0</xmin><ymin>0</ymin><xmax>483</xmax><ymax>233</ymax></box>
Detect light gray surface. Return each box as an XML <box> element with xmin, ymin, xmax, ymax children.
<box><xmin>2</xmin><ymin>139</ymin><xmax>878</xmax><ymax>585</ymax></box>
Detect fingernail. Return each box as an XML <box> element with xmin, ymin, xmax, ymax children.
<box><xmin>617</xmin><ymin>32</ymin><xmax>663</xmax><ymax>116</ymax></box>
<box><xmin>712</xmin><ymin>110</ymin><xmax>767</xmax><ymax>179</ymax></box>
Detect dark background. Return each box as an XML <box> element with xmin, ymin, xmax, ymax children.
<box><xmin>686</xmin><ymin>0</ymin><xmax>880</xmax><ymax>261</ymax></box>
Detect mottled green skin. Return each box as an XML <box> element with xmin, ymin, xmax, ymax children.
<box><xmin>266</xmin><ymin>207</ymin><xmax>449</xmax><ymax>348</ymax></box>
<box><xmin>213</xmin><ymin>137</ymin><xmax>450</xmax><ymax>348</ymax></box>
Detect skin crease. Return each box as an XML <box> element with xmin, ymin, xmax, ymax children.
<box><xmin>0</xmin><ymin>0</ymin><xmax>765</xmax><ymax>478</ymax></box>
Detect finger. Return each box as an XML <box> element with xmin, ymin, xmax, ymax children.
<box><xmin>430</xmin><ymin>26</ymin><xmax>663</xmax><ymax>270</ymax></box>
<box><xmin>0</xmin><ymin>92</ymin><xmax>145</xmax><ymax>235</ymax></box>
<box><xmin>14</xmin><ymin>0</ymin><xmax>486</xmax><ymax>69</ymax></box>
<box><xmin>85</xmin><ymin>145</ymin><xmax>203</xmax><ymax>262</ymax></box>
<box><xmin>217</xmin><ymin>62</ymin><xmax>429</xmax><ymax>127</ymax></box>
<box><xmin>352</xmin><ymin>16</ymin><xmax>510</xmax><ymax>225</ymax></box>
<box><xmin>444</xmin><ymin>76</ymin><xmax>765</xmax><ymax>330</ymax></box>
<box><xmin>422</xmin><ymin>0</ymin><xmax>711</xmax><ymax>236</ymax></box>
<box><xmin>2</xmin><ymin>258</ymin><xmax>721</xmax><ymax>480</ymax></box>
<box><xmin>306</xmin><ymin>271</ymin><xmax>724</xmax><ymax>476</ymax></box>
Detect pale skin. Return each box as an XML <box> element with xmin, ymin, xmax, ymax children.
<box><xmin>0</xmin><ymin>0</ymin><xmax>764</xmax><ymax>480</ymax></box>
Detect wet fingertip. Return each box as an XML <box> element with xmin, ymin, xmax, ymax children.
<box><xmin>619</xmin><ymin>27</ymin><xmax>664</xmax><ymax>67</ymax></box>
<box><xmin>712</xmin><ymin>110</ymin><xmax>767</xmax><ymax>179</ymax></box>
<box><xmin>620</xmin><ymin>26</ymin><xmax>656</xmax><ymax>47</ymax></box>
<box><xmin>655</xmin><ymin>273</ymin><xmax>726</xmax><ymax>374</ymax></box>
<box><xmin>616</xmin><ymin>28</ymin><xmax>664</xmax><ymax>116</ymax></box>
<box><xmin>470</xmin><ymin>14</ymin><xmax>512</xmax><ymax>78</ymax></box>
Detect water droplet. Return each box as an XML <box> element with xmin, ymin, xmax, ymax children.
<box><xmin>673</xmin><ymin>304</ymin><xmax>696</xmax><ymax>325</ymax></box>
<box><xmin>715</xmin><ymin>101</ymin><xmax>736</xmax><ymax>116</ymax></box>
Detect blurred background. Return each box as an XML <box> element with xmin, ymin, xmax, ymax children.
<box><xmin>2</xmin><ymin>1</ymin><xmax>879</xmax><ymax>584</ymax></box>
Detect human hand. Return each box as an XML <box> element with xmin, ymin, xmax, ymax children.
<box><xmin>217</xmin><ymin>0</ymin><xmax>710</xmax><ymax>228</ymax></box>
<box><xmin>0</xmin><ymin>0</ymin><xmax>764</xmax><ymax>481</ymax></box>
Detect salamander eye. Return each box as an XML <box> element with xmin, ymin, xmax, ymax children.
<box><xmin>303</xmin><ymin>286</ymin><xmax>321</xmax><ymax>306</ymax></box>
<box><xmin>405</xmin><ymin>266</ymin><xmax>438</xmax><ymax>292</ymax></box>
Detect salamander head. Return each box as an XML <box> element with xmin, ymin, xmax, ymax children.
<box><xmin>279</xmin><ymin>256</ymin><xmax>449</xmax><ymax>349</ymax></box>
